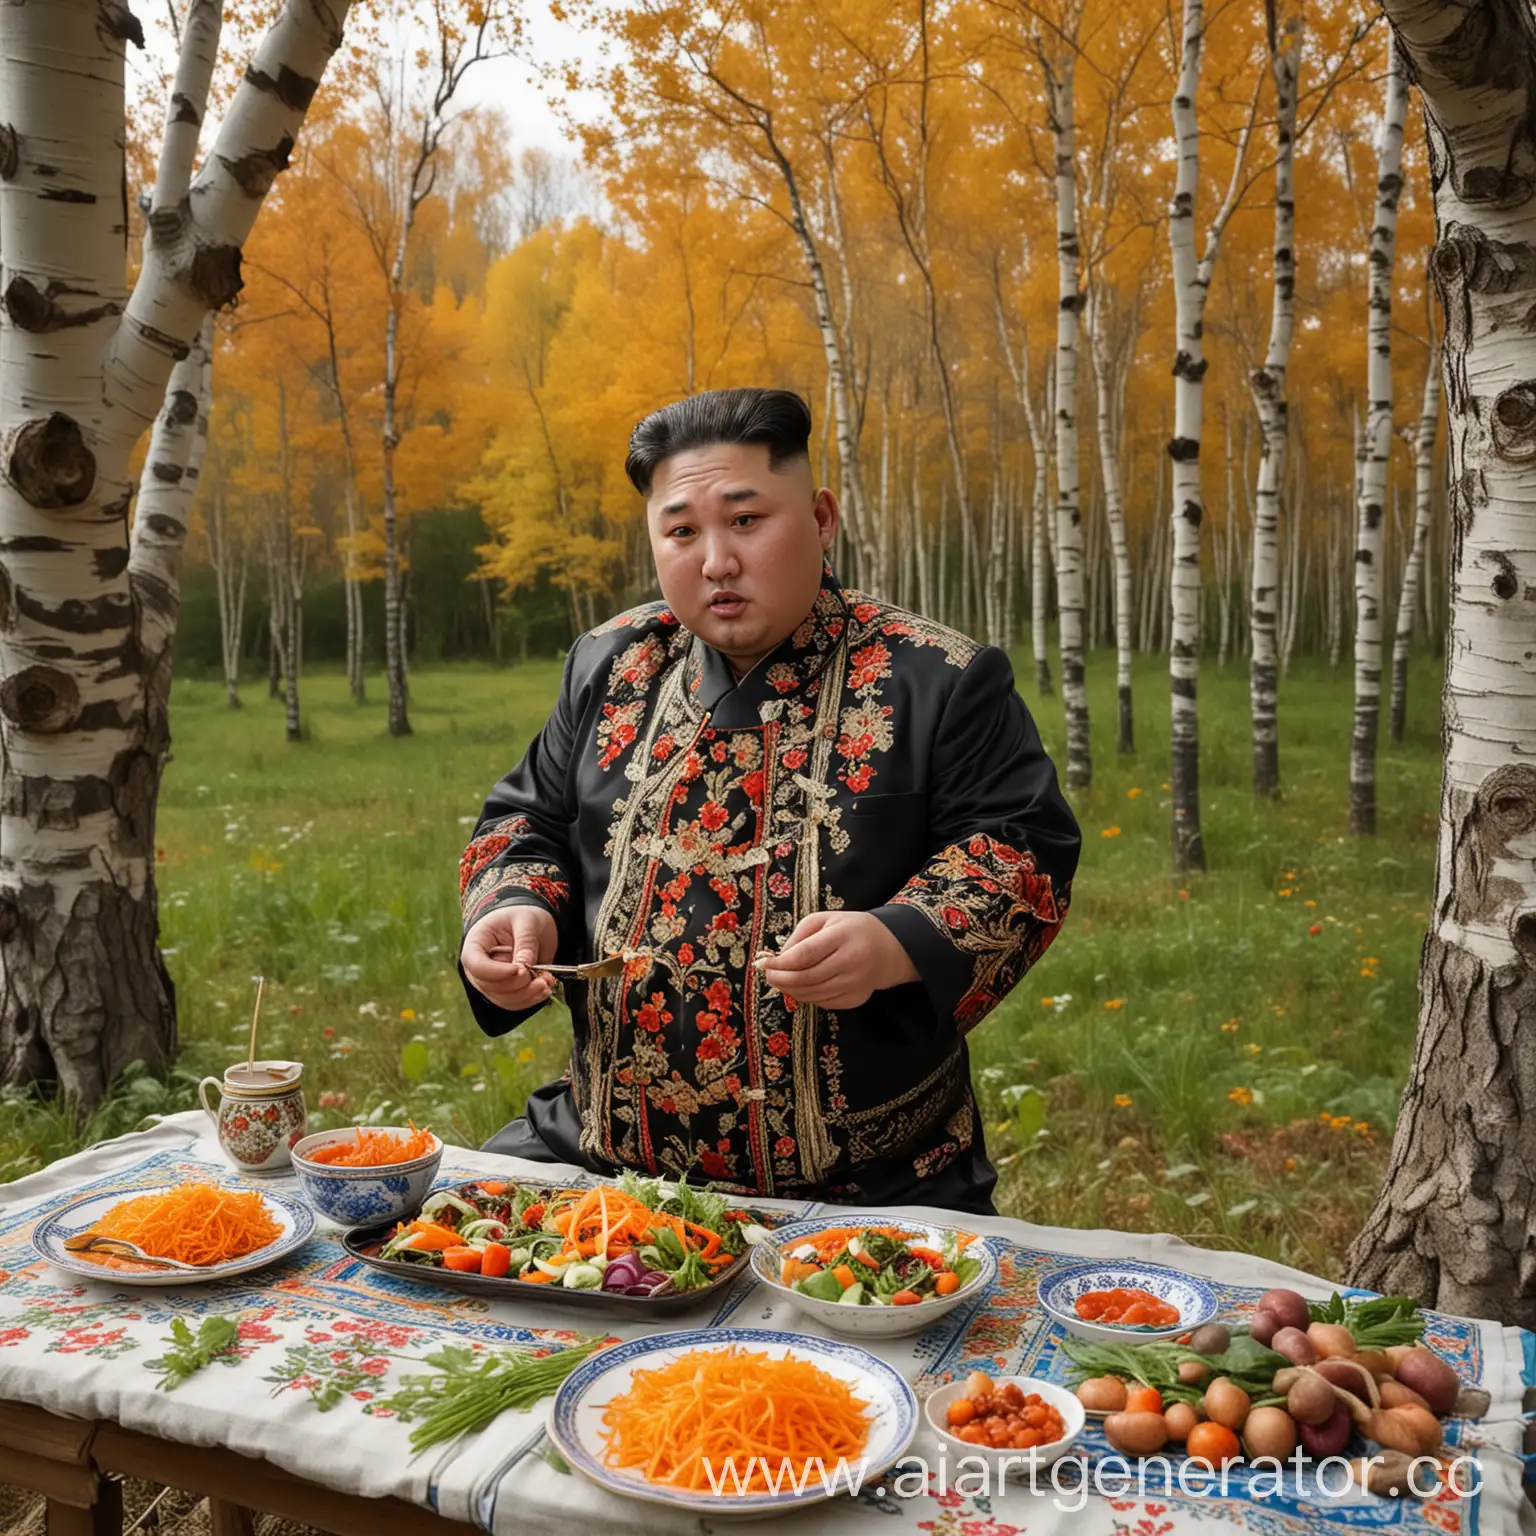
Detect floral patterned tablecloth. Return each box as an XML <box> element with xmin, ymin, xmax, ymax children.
<box><xmin>1</xmin><ymin>1112</ymin><xmax>1532</xmax><ymax>1536</ymax></box>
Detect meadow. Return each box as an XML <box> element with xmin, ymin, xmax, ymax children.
<box><xmin>0</xmin><ymin>648</ymin><xmax>1444</xmax><ymax>1281</ymax></box>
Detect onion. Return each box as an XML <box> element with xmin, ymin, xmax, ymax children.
<box><xmin>602</xmin><ymin>1251</ymin><xmax>661</xmax><ymax>1292</ymax></box>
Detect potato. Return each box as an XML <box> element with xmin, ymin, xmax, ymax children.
<box><xmin>1365</xmin><ymin>1408</ymin><xmax>1422</xmax><ymax>1457</ymax></box>
<box><xmin>1306</xmin><ymin>1322</ymin><xmax>1357</xmax><ymax>1359</ymax></box>
<box><xmin>1163</xmin><ymin>1402</ymin><xmax>1200</xmax><ymax>1443</ymax></box>
<box><xmin>1270</xmin><ymin>1327</ymin><xmax>1317</xmax><ymax>1366</ymax></box>
<box><xmin>1257</xmin><ymin>1288</ymin><xmax>1311</xmax><ymax>1333</ymax></box>
<box><xmin>1249</xmin><ymin>1309</ymin><xmax>1283</xmax><ymax>1347</ymax></box>
<box><xmin>1392</xmin><ymin>1348</ymin><xmax>1461</xmax><ymax>1416</ymax></box>
<box><xmin>1297</xmin><ymin>1405</ymin><xmax>1352</xmax><ymax>1458</ymax></box>
<box><xmin>1286</xmin><ymin>1373</ymin><xmax>1337</xmax><ymax>1426</ymax></box>
<box><xmin>1103</xmin><ymin>1411</ymin><xmax>1169</xmax><ymax>1457</ymax></box>
<box><xmin>1354</xmin><ymin>1349</ymin><xmax>1390</xmax><ymax>1380</ymax></box>
<box><xmin>1389</xmin><ymin>1405</ymin><xmax>1444</xmax><ymax>1455</ymax></box>
<box><xmin>1243</xmin><ymin>1406</ymin><xmax>1298</xmax><ymax>1461</ymax></box>
<box><xmin>1316</xmin><ymin>1358</ymin><xmax>1375</xmax><ymax>1402</ymax></box>
<box><xmin>1202</xmin><ymin>1377</ymin><xmax>1251</xmax><ymax>1430</ymax></box>
<box><xmin>1351</xmin><ymin>1451</ymin><xmax>1416</xmax><ymax>1498</ymax></box>
<box><xmin>1075</xmin><ymin>1376</ymin><xmax>1129</xmax><ymax>1413</ymax></box>
<box><xmin>1178</xmin><ymin>1360</ymin><xmax>1210</xmax><ymax>1386</ymax></box>
<box><xmin>1378</xmin><ymin>1379</ymin><xmax>1429</xmax><ymax>1412</ymax></box>
<box><xmin>1188</xmin><ymin>1323</ymin><xmax>1230</xmax><ymax>1356</ymax></box>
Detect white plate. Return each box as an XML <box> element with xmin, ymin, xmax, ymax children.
<box><xmin>32</xmin><ymin>1182</ymin><xmax>315</xmax><ymax>1287</ymax></box>
<box><xmin>548</xmin><ymin>1327</ymin><xmax>918</xmax><ymax>1515</ymax></box>
<box><xmin>749</xmin><ymin>1214</ymin><xmax>995</xmax><ymax>1338</ymax></box>
<box><xmin>924</xmin><ymin>1374</ymin><xmax>1086</xmax><ymax>1472</ymax></box>
<box><xmin>1037</xmin><ymin>1260</ymin><xmax>1218</xmax><ymax>1343</ymax></box>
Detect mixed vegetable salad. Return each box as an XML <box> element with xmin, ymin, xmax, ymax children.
<box><xmin>777</xmin><ymin>1224</ymin><xmax>983</xmax><ymax>1306</ymax></box>
<box><xmin>374</xmin><ymin>1173</ymin><xmax>771</xmax><ymax>1295</ymax></box>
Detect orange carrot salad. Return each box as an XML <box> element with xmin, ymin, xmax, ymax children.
<box><xmin>307</xmin><ymin>1123</ymin><xmax>435</xmax><ymax>1167</ymax></box>
<box><xmin>91</xmin><ymin>1182</ymin><xmax>282</xmax><ymax>1265</ymax></box>
<box><xmin>598</xmin><ymin>1346</ymin><xmax>871</xmax><ymax>1492</ymax></box>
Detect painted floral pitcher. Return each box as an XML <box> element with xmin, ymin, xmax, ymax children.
<box><xmin>199</xmin><ymin>1060</ymin><xmax>307</xmax><ymax>1175</ymax></box>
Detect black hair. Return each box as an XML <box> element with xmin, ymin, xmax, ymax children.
<box><xmin>624</xmin><ymin>388</ymin><xmax>812</xmax><ymax>495</ymax></box>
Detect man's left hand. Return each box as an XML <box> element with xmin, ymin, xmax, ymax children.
<box><xmin>755</xmin><ymin>911</ymin><xmax>919</xmax><ymax>1009</ymax></box>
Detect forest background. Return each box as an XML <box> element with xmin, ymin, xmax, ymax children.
<box><xmin>1</xmin><ymin>0</ymin><xmax>1465</xmax><ymax>1286</ymax></box>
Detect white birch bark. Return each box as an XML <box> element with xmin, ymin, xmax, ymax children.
<box><xmin>0</xmin><ymin>0</ymin><xmax>352</xmax><ymax>1104</ymax></box>
<box><xmin>206</xmin><ymin>463</ymin><xmax>249</xmax><ymax>709</ymax></box>
<box><xmin>1087</xmin><ymin>285</ymin><xmax>1135</xmax><ymax>755</ymax></box>
<box><xmin>1043</xmin><ymin>50</ymin><xmax>1090</xmax><ymax>790</ymax></box>
<box><xmin>1390</xmin><ymin>327</ymin><xmax>1441</xmax><ymax>742</ymax></box>
<box><xmin>1346</xmin><ymin>5</ymin><xmax>1536</xmax><ymax>1329</ymax></box>
<box><xmin>1350</xmin><ymin>37</ymin><xmax>1408</xmax><ymax>836</ymax></box>
<box><xmin>1249</xmin><ymin>13</ymin><xmax>1301</xmax><ymax>798</ymax></box>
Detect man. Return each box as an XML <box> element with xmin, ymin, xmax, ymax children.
<box><xmin>458</xmin><ymin>388</ymin><xmax>1079</xmax><ymax>1214</ymax></box>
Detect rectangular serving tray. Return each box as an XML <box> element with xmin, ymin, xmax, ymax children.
<box><xmin>341</xmin><ymin>1183</ymin><xmax>758</xmax><ymax>1317</ymax></box>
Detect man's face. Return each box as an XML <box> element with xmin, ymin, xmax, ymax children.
<box><xmin>646</xmin><ymin>442</ymin><xmax>838</xmax><ymax>674</ymax></box>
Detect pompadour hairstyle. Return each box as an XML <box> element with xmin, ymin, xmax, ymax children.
<box><xmin>624</xmin><ymin>388</ymin><xmax>812</xmax><ymax>495</ymax></box>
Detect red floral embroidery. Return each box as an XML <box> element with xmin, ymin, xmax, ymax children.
<box><xmin>597</xmin><ymin>701</ymin><xmax>644</xmax><ymax>770</ymax></box>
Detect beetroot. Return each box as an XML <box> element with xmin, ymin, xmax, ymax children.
<box><xmin>1297</xmin><ymin>1405</ymin><xmax>1352</xmax><ymax>1458</ymax></box>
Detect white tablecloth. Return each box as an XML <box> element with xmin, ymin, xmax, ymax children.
<box><xmin>1</xmin><ymin>1111</ymin><xmax>1531</xmax><ymax>1535</ymax></box>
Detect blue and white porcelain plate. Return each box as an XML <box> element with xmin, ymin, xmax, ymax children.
<box><xmin>1038</xmin><ymin>1260</ymin><xmax>1218</xmax><ymax>1342</ymax></box>
<box><xmin>548</xmin><ymin>1327</ymin><xmax>918</xmax><ymax>1515</ymax></box>
<box><xmin>33</xmin><ymin>1182</ymin><xmax>315</xmax><ymax>1288</ymax></box>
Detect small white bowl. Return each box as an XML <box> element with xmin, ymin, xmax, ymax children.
<box><xmin>749</xmin><ymin>1214</ymin><xmax>994</xmax><ymax>1338</ymax></box>
<box><xmin>1037</xmin><ymin>1260</ymin><xmax>1218</xmax><ymax>1343</ymax></box>
<box><xmin>290</xmin><ymin>1126</ymin><xmax>443</xmax><ymax>1228</ymax></box>
<box><xmin>925</xmin><ymin>1375</ymin><xmax>1085</xmax><ymax>1473</ymax></box>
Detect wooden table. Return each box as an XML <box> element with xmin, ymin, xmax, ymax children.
<box><xmin>0</xmin><ymin>1400</ymin><xmax>477</xmax><ymax>1536</ymax></box>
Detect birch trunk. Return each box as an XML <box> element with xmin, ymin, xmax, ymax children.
<box><xmin>1390</xmin><ymin>332</ymin><xmax>1441</xmax><ymax>742</ymax></box>
<box><xmin>1087</xmin><ymin>286</ymin><xmax>1134</xmax><ymax>755</ymax></box>
<box><xmin>1167</xmin><ymin>0</ymin><xmax>1211</xmax><ymax>869</ymax></box>
<box><xmin>1045</xmin><ymin>52</ymin><xmax>1091</xmax><ymax>790</ymax></box>
<box><xmin>381</xmin><ymin>219</ymin><xmax>411</xmax><ymax>737</ymax></box>
<box><xmin>1348</xmin><ymin>0</ymin><xmax>1536</xmax><ymax>1328</ymax></box>
<box><xmin>0</xmin><ymin>0</ymin><xmax>350</xmax><ymax>1104</ymax></box>
<box><xmin>1350</xmin><ymin>38</ymin><xmax>1408</xmax><ymax>836</ymax></box>
<box><xmin>205</xmin><ymin>450</ymin><xmax>248</xmax><ymax>709</ymax></box>
<box><xmin>1249</xmin><ymin>14</ymin><xmax>1301</xmax><ymax>798</ymax></box>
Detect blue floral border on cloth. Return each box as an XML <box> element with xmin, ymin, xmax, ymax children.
<box><xmin>0</xmin><ymin>1146</ymin><xmax>1520</xmax><ymax>1536</ymax></box>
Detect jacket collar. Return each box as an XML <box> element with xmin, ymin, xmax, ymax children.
<box><xmin>685</xmin><ymin>564</ymin><xmax>850</xmax><ymax>727</ymax></box>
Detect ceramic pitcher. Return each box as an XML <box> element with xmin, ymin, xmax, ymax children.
<box><xmin>199</xmin><ymin>1059</ymin><xmax>307</xmax><ymax>1175</ymax></box>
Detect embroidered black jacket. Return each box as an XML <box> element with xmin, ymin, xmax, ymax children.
<box><xmin>458</xmin><ymin>571</ymin><xmax>1081</xmax><ymax>1211</ymax></box>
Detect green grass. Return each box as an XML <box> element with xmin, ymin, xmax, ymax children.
<box><xmin>1</xmin><ymin>648</ymin><xmax>1446</xmax><ymax>1281</ymax></box>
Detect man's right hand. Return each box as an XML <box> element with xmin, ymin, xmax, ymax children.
<box><xmin>461</xmin><ymin>906</ymin><xmax>559</xmax><ymax>1012</ymax></box>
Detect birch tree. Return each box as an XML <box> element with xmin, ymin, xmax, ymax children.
<box><xmin>1349</xmin><ymin>37</ymin><xmax>1408</xmax><ymax>837</ymax></box>
<box><xmin>1039</xmin><ymin>36</ymin><xmax>1091</xmax><ymax>790</ymax></box>
<box><xmin>1249</xmin><ymin>9</ymin><xmax>1301</xmax><ymax>799</ymax></box>
<box><xmin>1347</xmin><ymin>0</ymin><xmax>1536</xmax><ymax>1329</ymax></box>
<box><xmin>1165</xmin><ymin>0</ymin><xmax>1257</xmax><ymax>870</ymax></box>
<box><xmin>0</xmin><ymin>0</ymin><xmax>352</xmax><ymax>1104</ymax></box>
<box><xmin>1389</xmin><ymin>314</ymin><xmax>1440</xmax><ymax>743</ymax></box>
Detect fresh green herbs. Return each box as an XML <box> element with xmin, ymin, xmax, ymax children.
<box><xmin>383</xmin><ymin>1337</ymin><xmax>606</xmax><ymax>1454</ymax></box>
<box><xmin>1061</xmin><ymin>1334</ymin><xmax>1286</xmax><ymax>1406</ymax></box>
<box><xmin>1308</xmin><ymin>1292</ymin><xmax>1426</xmax><ymax>1350</ymax></box>
<box><xmin>146</xmin><ymin>1316</ymin><xmax>240</xmax><ymax>1392</ymax></box>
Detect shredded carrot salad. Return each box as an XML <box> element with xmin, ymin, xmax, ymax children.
<box><xmin>546</xmin><ymin>1185</ymin><xmax>736</xmax><ymax>1269</ymax></box>
<box><xmin>598</xmin><ymin>1346</ymin><xmax>871</xmax><ymax>1492</ymax></box>
<box><xmin>92</xmin><ymin>1182</ymin><xmax>282</xmax><ymax>1265</ymax></box>
<box><xmin>308</xmin><ymin>1124</ymin><xmax>435</xmax><ymax>1167</ymax></box>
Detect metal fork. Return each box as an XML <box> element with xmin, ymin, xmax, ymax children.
<box><xmin>485</xmin><ymin>950</ymin><xmax>647</xmax><ymax>980</ymax></box>
<box><xmin>62</xmin><ymin>1232</ymin><xmax>204</xmax><ymax>1271</ymax></box>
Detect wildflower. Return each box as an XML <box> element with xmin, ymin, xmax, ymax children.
<box><xmin>1041</xmin><ymin>997</ymin><xmax>1054</xmax><ymax>1008</ymax></box>
<box><xmin>1115</xmin><ymin>1093</ymin><xmax>1133</xmax><ymax>1108</ymax></box>
<box><xmin>1304</xmin><ymin>899</ymin><xmax>1317</xmax><ymax>909</ymax></box>
<box><xmin>1278</xmin><ymin>888</ymin><xmax>1293</xmax><ymax>898</ymax></box>
<box><xmin>517</xmin><ymin>1047</ymin><xmax>534</xmax><ymax>1064</ymax></box>
<box><xmin>1309</xmin><ymin>924</ymin><xmax>1322</xmax><ymax>936</ymax></box>
<box><xmin>1353</xmin><ymin>1120</ymin><xmax>1371</xmax><ymax>1136</ymax></box>
<box><xmin>400</xmin><ymin>1008</ymin><xmax>417</xmax><ymax>1022</ymax></box>
<box><xmin>1359</xmin><ymin>967</ymin><xmax>1377</xmax><ymax>979</ymax></box>
<box><xmin>1178</xmin><ymin>889</ymin><xmax>1189</xmax><ymax>900</ymax></box>
<box><xmin>1228</xmin><ymin>1086</ymin><xmax>1254</xmax><ymax>1107</ymax></box>
<box><xmin>1221</xmin><ymin>1020</ymin><xmax>1239</xmax><ymax>1034</ymax></box>
<box><xmin>1101</xmin><ymin>826</ymin><xmax>1122</xmax><ymax>839</ymax></box>
<box><xmin>1330</xmin><ymin>1115</ymin><xmax>1352</xmax><ymax>1130</ymax></box>
<box><xmin>995</xmin><ymin>1121</ymin><xmax>1011</xmax><ymax>1133</ymax></box>
<box><xmin>318</xmin><ymin>1091</ymin><xmax>349</xmax><ymax>1110</ymax></box>
<box><xmin>1284</xmin><ymin>870</ymin><xmax>1297</xmax><ymax>880</ymax></box>
<box><xmin>1284</xmin><ymin>1157</ymin><xmax>1297</xmax><ymax>1172</ymax></box>
<box><xmin>1245</xmin><ymin>1042</ymin><xmax>1263</xmax><ymax>1056</ymax></box>
<box><xmin>1126</xmin><ymin>787</ymin><xmax>1142</xmax><ymax>800</ymax></box>
<box><xmin>1161</xmin><ymin>781</ymin><xmax>1171</xmax><ymax>791</ymax></box>
<box><xmin>1104</xmin><ymin>998</ymin><xmax>1126</xmax><ymax>1011</ymax></box>
<box><xmin>322</xmin><ymin>1026</ymin><xmax>336</xmax><ymax>1040</ymax></box>
<box><xmin>291</xmin><ymin>1004</ymin><xmax>304</xmax><ymax>1016</ymax></box>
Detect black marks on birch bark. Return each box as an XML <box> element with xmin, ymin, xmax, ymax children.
<box><xmin>0</xmin><ymin>666</ymin><xmax>81</xmax><ymax>732</ymax></box>
<box><xmin>1492</xmin><ymin>382</ymin><xmax>1536</xmax><ymax>460</ymax></box>
<box><xmin>0</xmin><ymin>126</ymin><xmax>19</xmax><ymax>181</ymax></box>
<box><xmin>1488</xmin><ymin>550</ymin><xmax>1519</xmax><ymax>601</ymax></box>
<box><xmin>190</xmin><ymin>245</ymin><xmax>244</xmax><ymax>309</ymax></box>
<box><xmin>97</xmin><ymin>0</ymin><xmax>145</xmax><ymax>48</ymax></box>
<box><xmin>244</xmin><ymin>65</ymin><xmax>319</xmax><ymax>111</ymax></box>
<box><xmin>6</xmin><ymin>415</ymin><xmax>96</xmax><ymax>509</ymax></box>
<box><xmin>3</xmin><ymin>276</ymin><xmax>121</xmax><ymax>333</ymax></box>
<box><xmin>218</xmin><ymin>136</ymin><xmax>295</xmax><ymax>199</ymax></box>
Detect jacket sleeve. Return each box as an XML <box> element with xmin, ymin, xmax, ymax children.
<box><xmin>457</xmin><ymin>644</ymin><xmax>585</xmax><ymax>1036</ymax></box>
<box><xmin>870</xmin><ymin>645</ymin><xmax>1080</xmax><ymax>1033</ymax></box>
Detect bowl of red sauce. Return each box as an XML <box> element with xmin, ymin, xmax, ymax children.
<box><xmin>1038</xmin><ymin>1261</ymin><xmax>1217</xmax><ymax>1343</ymax></box>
